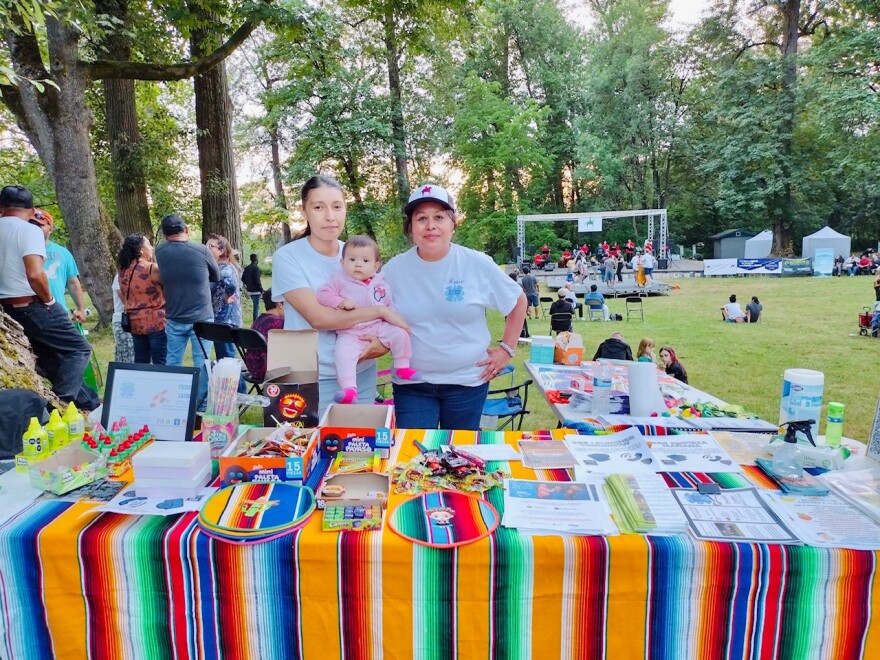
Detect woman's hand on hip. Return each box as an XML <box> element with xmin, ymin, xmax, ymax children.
<box><xmin>477</xmin><ymin>346</ymin><xmax>512</xmax><ymax>382</ymax></box>
<box><xmin>358</xmin><ymin>335</ymin><xmax>390</xmax><ymax>362</ymax></box>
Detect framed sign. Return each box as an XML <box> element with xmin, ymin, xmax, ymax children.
<box><xmin>101</xmin><ymin>363</ymin><xmax>200</xmax><ymax>442</ymax></box>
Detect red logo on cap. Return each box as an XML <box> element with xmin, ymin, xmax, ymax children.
<box><xmin>421</xmin><ymin>186</ymin><xmax>432</xmax><ymax>195</ymax></box>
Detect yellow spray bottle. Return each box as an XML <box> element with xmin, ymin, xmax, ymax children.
<box><xmin>46</xmin><ymin>409</ymin><xmax>68</xmax><ymax>452</ymax></box>
<box><xmin>63</xmin><ymin>402</ymin><xmax>86</xmax><ymax>444</ymax></box>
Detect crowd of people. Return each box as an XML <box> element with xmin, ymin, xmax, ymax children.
<box><xmin>590</xmin><ymin>331</ymin><xmax>688</xmax><ymax>384</ymax></box>
<box><xmin>834</xmin><ymin>251</ymin><xmax>880</xmax><ymax>277</ymax></box>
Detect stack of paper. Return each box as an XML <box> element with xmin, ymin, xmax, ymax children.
<box><xmin>819</xmin><ymin>469</ymin><xmax>880</xmax><ymax>522</ymax></box>
<box><xmin>650</xmin><ymin>434</ymin><xmax>743</xmax><ymax>473</ymax></box>
<box><xmin>501</xmin><ymin>478</ymin><xmax>618</xmax><ymax>536</ymax></box>
<box><xmin>754</xmin><ymin>458</ymin><xmax>829</xmax><ymax>495</ymax></box>
<box><xmin>605</xmin><ymin>473</ymin><xmax>688</xmax><ymax>535</ymax></box>
<box><xmin>763</xmin><ymin>491</ymin><xmax>880</xmax><ymax>550</ymax></box>
<box><xmin>518</xmin><ymin>440</ymin><xmax>578</xmax><ymax>469</ymax></box>
<box><xmin>565</xmin><ymin>429</ymin><xmax>657</xmax><ymax>474</ymax></box>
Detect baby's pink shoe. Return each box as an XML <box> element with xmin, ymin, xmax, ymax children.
<box><xmin>395</xmin><ymin>367</ymin><xmax>421</xmax><ymax>381</ymax></box>
<box><xmin>334</xmin><ymin>388</ymin><xmax>358</xmax><ymax>404</ymax></box>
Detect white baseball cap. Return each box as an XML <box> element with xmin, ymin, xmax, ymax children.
<box><xmin>404</xmin><ymin>184</ymin><xmax>456</xmax><ymax>218</ymax></box>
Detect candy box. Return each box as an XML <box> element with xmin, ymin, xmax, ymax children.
<box><xmin>263</xmin><ymin>330</ymin><xmax>320</xmax><ymax>428</ymax></box>
<box><xmin>318</xmin><ymin>404</ymin><xmax>394</xmax><ymax>459</ymax></box>
<box><xmin>29</xmin><ymin>445</ymin><xmax>107</xmax><ymax>495</ymax></box>
<box><xmin>530</xmin><ymin>335</ymin><xmax>555</xmax><ymax>364</ymax></box>
<box><xmin>317</xmin><ymin>472</ymin><xmax>390</xmax><ymax>532</ymax></box>
<box><xmin>329</xmin><ymin>451</ymin><xmax>382</xmax><ymax>475</ymax></box>
<box><xmin>219</xmin><ymin>426</ymin><xmax>319</xmax><ymax>487</ymax></box>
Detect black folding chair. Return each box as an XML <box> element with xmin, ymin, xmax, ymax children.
<box><xmin>193</xmin><ymin>321</ymin><xmax>236</xmax><ymax>362</ymax></box>
<box><xmin>230</xmin><ymin>327</ymin><xmax>268</xmax><ymax>396</ymax></box>
<box><xmin>550</xmin><ymin>311</ymin><xmax>574</xmax><ymax>335</ymax></box>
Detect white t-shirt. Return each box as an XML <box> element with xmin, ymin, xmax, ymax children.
<box><xmin>724</xmin><ymin>302</ymin><xmax>744</xmax><ymax>319</ymax></box>
<box><xmin>112</xmin><ymin>274</ymin><xmax>124</xmax><ymax>323</ymax></box>
<box><xmin>271</xmin><ymin>237</ymin><xmax>373</xmax><ymax>378</ymax></box>
<box><xmin>383</xmin><ymin>244</ymin><xmax>523</xmax><ymax>387</ymax></box>
<box><xmin>0</xmin><ymin>216</ymin><xmax>46</xmax><ymax>298</ymax></box>
<box><xmin>643</xmin><ymin>253</ymin><xmax>656</xmax><ymax>269</ymax></box>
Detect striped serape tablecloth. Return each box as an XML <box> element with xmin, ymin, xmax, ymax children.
<box><xmin>1</xmin><ymin>429</ymin><xmax>879</xmax><ymax>659</ymax></box>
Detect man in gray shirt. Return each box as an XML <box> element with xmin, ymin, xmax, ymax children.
<box><xmin>520</xmin><ymin>265</ymin><xmax>540</xmax><ymax>319</ymax></box>
<box><xmin>155</xmin><ymin>214</ymin><xmax>220</xmax><ymax>406</ymax></box>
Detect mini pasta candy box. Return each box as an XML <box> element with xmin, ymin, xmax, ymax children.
<box><xmin>219</xmin><ymin>426</ymin><xmax>319</xmax><ymax>487</ymax></box>
<box><xmin>29</xmin><ymin>445</ymin><xmax>107</xmax><ymax>495</ymax></box>
<box><xmin>262</xmin><ymin>330</ymin><xmax>320</xmax><ymax>428</ymax></box>
<box><xmin>318</xmin><ymin>404</ymin><xmax>395</xmax><ymax>459</ymax></box>
<box><xmin>317</xmin><ymin>472</ymin><xmax>391</xmax><ymax>532</ymax></box>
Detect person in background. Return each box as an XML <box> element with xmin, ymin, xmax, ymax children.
<box><xmin>241</xmin><ymin>252</ymin><xmax>264</xmax><ymax>324</ymax></box>
<box><xmin>603</xmin><ymin>252</ymin><xmax>617</xmax><ymax>287</ymax></box>
<box><xmin>520</xmin><ymin>264</ymin><xmax>540</xmax><ymax>319</ymax></box>
<box><xmin>633</xmin><ymin>249</ymin><xmax>647</xmax><ymax>287</ymax></box>
<box><xmin>244</xmin><ymin>289</ymin><xmax>285</xmax><ymax>381</ymax></box>
<box><xmin>118</xmin><ymin>234</ymin><xmax>167</xmax><ymax>365</ymax></box>
<box><xmin>382</xmin><ymin>183</ymin><xmax>527</xmax><ymax>431</ymax></box>
<box><xmin>746</xmin><ymin>296</ymin><xmax>762</xmax><ymax>323</ymax></box>
<box><xmin>206</xmin><ymin>233</ymin><xmax>243</xmax><ymax>359</ymax></box>
<box><xmin>858</xmin><ymin>253</ymin><xmax>873</xmax><ymax>275</ymax></box>
<box><xmin>30</xmin><ymin>209</ymin><xmax>87</xmax><ymax>322</ymax></box>
<box><xmin>111</xmin><ymin>273</ymin><xmax>134</xmax><ymax>363</ymax></box>
<box><xmin>271</xmin><ymin>175</ymin><xmax>401</xmax><ymax>415</ymax></box>
<box><xmin>155</xmin><ymin>214</ymin><xmax>219</xmax><ymax>407</ymax></box>
<box><xmin>721</xmin><ymin>294</ymin><xmax>745</xmax><ymax>322</ymax></box>
<box><xmin>624</xmin><ymin>239</ymin><xmax>635</xmax><ymax>263</ymax></box>
<box><xmin>583</xmin><ymin>283</ymin><xmax>610</xmax><ymax>321</ymax></box>
<box><xmin>561</xmin><ymin>286</ymin><xmax>583</xmax><ymax>320</ymax></box>
<box><xmin>636</xmin><ymin>337</ymin><xmax>655</xmax><ymax>362</ymax></box>
<box><xmin>592</xmin><ymin>331</ymin><xmax>634</xmax><ymax>361</ymax></box>
<box><xmin>0</xmin><ymin>185</ymin><xmax>98</xmax><ymax>410</ymax></box>
<box><xmin>833</xmin><ymin>254</ymin><xmax>845</xmax><ymax>276</ymax></box>
<box><xmin>846</xmin><ymin>254</ymin><xmax>859</xmax><ymax>276</ymax></box>
<box><xmin>549</xmin><ymin>288</ymin><xmax>575</xmax><ymax>333</ymax></box>
<box><xmin>643</xmin><ymin>249</ymin><xmax>656</xmax><ymax>284</ymax></box>
<box><xmin>659</xmin><ymin>345</ymin><xmax>688</xmax><ymax>383</ymax></box>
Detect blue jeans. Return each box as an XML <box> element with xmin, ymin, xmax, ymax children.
<box><xmin>248</xmin><ymin>293</ymin><xmax>261</xmax><ymax>323</ymax></box>
<box><xmin>165</xmin><ymin>318</ymin><xmax>213</xmax><ymax>407</ymax></box>
<box><xmin>4</xmin><ymin>301</ymin><xmax>99</xmax><ymax>409</ymax></box>
<box><xmin>392</xmin><ymin>382</ymin><xmax>489</xmax><ymax>431</ymax></box>
<box><xmin>132</xmin><ymin>330</ymin><xmax>167</xmax><ymax>364</ymax></box>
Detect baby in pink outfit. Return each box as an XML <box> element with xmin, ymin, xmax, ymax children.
<box><xmin>317</xmin><ymin>235</ymin><xmax>419</xmax><ymax>403</ymax></box>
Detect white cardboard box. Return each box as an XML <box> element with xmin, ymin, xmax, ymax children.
<box><xmin>133</xmin><ymin>441</ymin><xmax>211</xmax><ymax>481</ymax></box>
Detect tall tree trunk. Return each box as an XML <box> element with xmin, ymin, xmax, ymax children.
<box><xmin>191</xmin><ymin>18</ymin><xmax>243</xmax><ymax>251</ymax></box>
<box><xmin>268</xmin><ymin>122</ymin><xmax>291</xmax><ymax>243</ymax></box>
<box><xmin>383</xmin><ymin>11</ymin><xmax>410</xmax><ymax>207</ymax></box>
<box><xmin>100</xmin><ymin>0</ymin><xmax>152</xmax><ymax>238</ymax></box>
<box><xmin>2</xmin><ymin>18</ymin><xmax>117</xmax><ymax>325</ymax></box>
<box><xmin>773</xmin><ymin>0</ymin><xmax>800</xmax><ymax>255</ymax></box>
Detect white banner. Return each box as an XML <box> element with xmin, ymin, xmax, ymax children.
<box><xmin>578</xmin><ymin>216</ymin><xmax>603</xmax><ymax>233</ymax></box>
<box><xmin>813</xmin><ymin>248</ymin><xmax>834</xmax><ymax>277</ymax></box>
<box><xmin>703</xmin><ymin>259</ymin><xmax>738</xmax><ymax>276</ymax></box>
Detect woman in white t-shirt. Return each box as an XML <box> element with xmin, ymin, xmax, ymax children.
<box><xmin>271</xmin><ymin>175</ymin><xmax>408</xmax><ymax>416</ymax></box>
<box><xmin>382</xmin><ymin>184</ymin><xmax>528</xmax><ymax>430</ymax></box>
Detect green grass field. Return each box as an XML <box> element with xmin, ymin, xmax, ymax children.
<box><xmin>81</xmin><ymin>275</ymin><xmax>878</xmax><ymax>441</ymax></box>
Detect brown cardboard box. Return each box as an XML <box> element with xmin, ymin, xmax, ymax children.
<box><xmin>262</xmin><ymin>329</ymin><xmax>320</xmax><ymax>427</ymax></box>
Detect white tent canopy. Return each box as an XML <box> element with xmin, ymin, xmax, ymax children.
<box><xmin>801</xmin><ymin>226</ymin><xmax>851</xmax><ymax>260</ymax></box>
<box><xmin>744</xmin><ymin>230</ymin><xmax>773</xmax><ymax>258</ymax></box>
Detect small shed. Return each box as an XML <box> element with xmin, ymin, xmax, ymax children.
<box><xmin>711</xmin><ymin>229</ymin><xmax>758</xmax><ymax>260</ymax></box>
<box><xmin>744</xmin><ymin>230</ymin><xmax>773</xmax><ymax>258</ymax></box>
<box><xmin>801</xmin><ymin>226</ymin><xmax>851</xmax><ymax>260</ymax></box>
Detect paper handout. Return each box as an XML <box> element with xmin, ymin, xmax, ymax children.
<box><xmin>649</xmin><ymin>433</ymin><xmax>743</xmax><ymax>473</ymax></box>
<box><xmin>671</xmin><ymin>487</ymin><xmax>798</xmax><ymax>543</ymax></box>
<box><xmin>517</xmin><ymin>440</ymin><xmax>578</xmax><ymax>469</ymax></box>
<box><xmin>502</xmin><ymin>478</ymin><xmax>618</xmax><ymax>536</ymax></box>
<box><xmin>565</xmin><ymin>428</ymin><xmax>657</xmax><ymax>474</ymax></box>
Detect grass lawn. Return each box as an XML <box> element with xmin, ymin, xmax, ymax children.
<box><xmin>81</xmin><ymin>274</ymin><xmax>878</xmax><ymax>442</ymax></box>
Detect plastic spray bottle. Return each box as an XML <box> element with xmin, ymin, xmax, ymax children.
<box><xmin>825</xmin><ymin>402</ymin><xmax>844</xmax><ymax>448</ymax></box>
<box><xmin>22</xmin><ymin>417</ymin><xmax>43</xmax><ymax>456</ymax></box>
<box><xmin>63</xmin><ymin>402</ymin><xmax>86</xmax><ymax>444</ymax></box>
<box><xmin>772</xmin><ymin>420</ymin><xmax>816</xmax><ymax>478</ymax></box>
<box><xmin>46</xmin><ymin>410</ymin><xmax>68</xmax><ymax>452</ymax></box>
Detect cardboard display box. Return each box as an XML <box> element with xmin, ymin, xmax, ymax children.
<box><xmin>218</xmin><ymin>427</ymin><xmax>319</xmax><ymax>488</ymax></box>
<box><xmin>317</xmin><ymin>472</ymin><xmax>390</xmax><ymax>531</ymax></box>
<box><xmin>29</xmin><ymin>446</ymin><xmax>107</xmax><ymax>495</ymax></box>
<box><xmin>263</xmin><ymin>329</ymin><xmax>320</xmax><ymax>428</ymax></box>
<box><xmin>318</xmin><ymin>404</ymin><xmax>394</xmax><ymax>459</ymax></box>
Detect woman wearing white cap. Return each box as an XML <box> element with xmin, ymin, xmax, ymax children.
<box><xmin>382</xmin><ymin>184</ymin><xmax>527</xmax><ymax>430</ymax></box>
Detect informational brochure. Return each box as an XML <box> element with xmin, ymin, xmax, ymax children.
<box><xmin>518</xmin><ymin>440</ymin><xmax>578</xmax><ymax>469</ymax></box>
<box><xmin>94</xmin><ymin>484</ymin><xmax>217</xmax><ymax>516</ymax></box>
<box><xmin>565</xmin><ymin>429</ymin><xmax>657</xmax><ymax>474</ymax></box>
<box><xmin>671</xmin><ymin>487</ymin><xmax>798</xmax><ymax>543</ymax></box>
<box><xmin>502</xmin><ymin>478</ymin><xmax>617</xmax><ymax>536</ymax></box>
<box><xmin>819</xmin><ymin>469</ymin><xmax>880</xmax><ymax>523</ymax></box>
<box><xmin>444</xmin><ymin>444</ymin><xmax>521</xmax><ymax>462</ymax></box>
<box><xmin>650</xmin><ymin>433</ymin><xmax>743</xmax><ymax>473</ymax></box>
<box><xmin>604</xmin><ymin>473</ymin><xmax>688</xmax><ymax>535</ymax></box>
<box><xmin>710</xmin><ymin>431</ymin><xmax>775</xmax><ymax>465</ymax></box>
<box><xmin>763</xmin><ymin>491</ymin><xmax>880</xmax><ymax>550</ymax></box>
